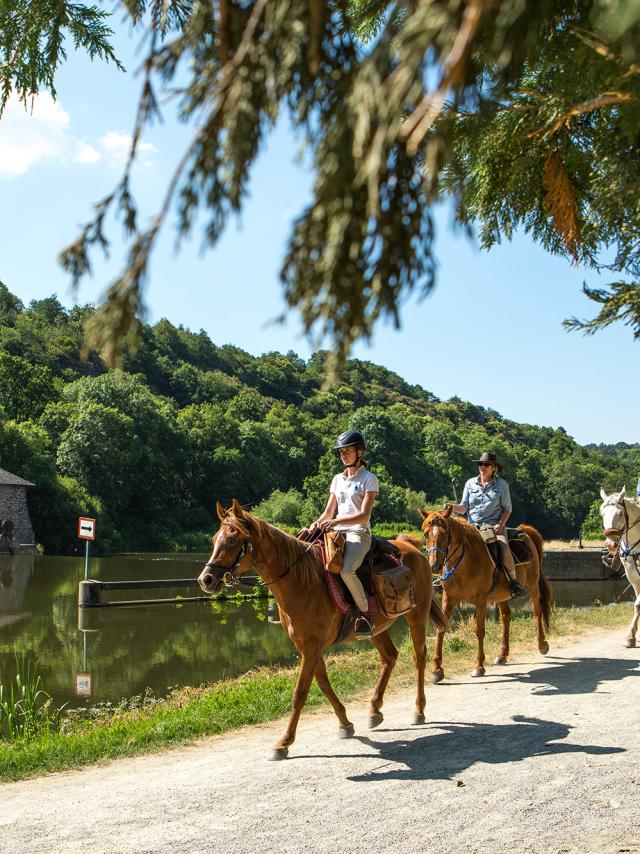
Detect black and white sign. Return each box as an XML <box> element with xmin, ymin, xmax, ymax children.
<box><xmin>78</xmin><ymin>517</ymin><xmax>96</xmax><ymax>541</ymax></box>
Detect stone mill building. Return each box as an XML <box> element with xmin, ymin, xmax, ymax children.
<box><xmin>0</xmin><ymin>467</ymin><xmax>35</xmax><ymax>546</ymax></box>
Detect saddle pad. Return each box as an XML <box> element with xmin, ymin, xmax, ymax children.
<box><xmin>324</xmin><ymin>570</ymin><xmax>380</xmax><ymax>615</ymax></box>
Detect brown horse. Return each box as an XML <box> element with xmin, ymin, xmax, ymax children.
<box><xmin>198</xmin><ymin>500</ymin><xmax>447</xmax><ymax>760</ymax></box>
<box><xmin>419</xmin><ymin>506</ymin><xmax>552</xmax><ymax>681</ymax></box>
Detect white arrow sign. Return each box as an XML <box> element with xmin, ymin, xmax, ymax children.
<box><xmin>78</xmin><ymin>517</ymin><xmax>96</xmax><ymax>541</ymax></box>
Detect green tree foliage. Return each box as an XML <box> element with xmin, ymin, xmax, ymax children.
<box><xmin>0</xmin><ymin>282</ymin><xmax>635</xmax><ymax>551</ymax></box>
<box><xmin>0</xmin><ymin>0</ymin><xmax>124</xmax><ymax>114</ymax></box>
<box><xmin>40</xmin><ymin>0</ymin><xmax>637</xmax><ymax>368</ymax></box>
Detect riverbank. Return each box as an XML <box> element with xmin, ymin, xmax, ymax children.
<box><xmin>0</xmin><ymin>604</ymin><xmax>633</xmax><ymax>783</ymax></box>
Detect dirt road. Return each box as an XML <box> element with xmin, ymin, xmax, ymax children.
<box><xmin>1</xmin><ymin>629</ymin><xmax>639</xmax><ymax>854</ymax></box>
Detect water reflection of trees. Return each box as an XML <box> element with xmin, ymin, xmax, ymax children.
<box><xmin>0</xmin><ymin>555</ymin><xmax>33</xmax><ymax>616</ymax></box>
<box><xmin>3</xmin><ymin>576</ymin><xmax>299</xmax><ymax>707</ymax></box>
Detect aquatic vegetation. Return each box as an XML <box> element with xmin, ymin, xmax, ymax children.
<box><xmin>0</xmin><ymin>654</ymin><xmax>66</xmax><ymax>742</ymax></box>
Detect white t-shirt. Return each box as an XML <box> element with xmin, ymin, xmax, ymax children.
<box><xmin>330</xmin><ymin>467</ymin><xmax>379</xmax><ymax>532</ymax></box>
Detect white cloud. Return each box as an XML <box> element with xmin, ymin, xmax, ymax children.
<box><xmin>0</xmin><ymin>94</ymin><xmax>157</xmax><ymax>178</ymax></box>
<box><xmin>99</xmin><ymin>130</ymin><xmax>156</xmax><ymax>168</ymax></box>
<box><xmin>0</xmin><ymin>93</ymin><xmax>73</xmax><ymax>177</ymax></box>
<box><xmin>72</xmin><ymin>140</ymin><xmax>101</xmax><ymax>164</ymax></box>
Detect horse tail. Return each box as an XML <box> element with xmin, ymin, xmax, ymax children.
<box><xmin>519</xmin><ymin>524</ymin><xmax>553</xmax><ymax>633</ymax></box>
<box><xmin>396</xmin><ymin>533</ymin><xmax>423</xmax><ymax>550</ymax></box>
<box><xmin>429</xmin><ymin>596</ymin><xmax>449</xmax><ymax>632</ymax></box>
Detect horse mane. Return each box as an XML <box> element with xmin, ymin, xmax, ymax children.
<box><xmin>239</xmin><ymin>513</ymin><xmax>323</xmax><ymax>588</ymax></box>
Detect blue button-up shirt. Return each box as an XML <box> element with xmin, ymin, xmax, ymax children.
<box><xmin>461</xmin><ymin>476</ymin><xmax>512</xmax><ymax>526</ymax></box>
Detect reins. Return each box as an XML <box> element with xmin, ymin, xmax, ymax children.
<box><xmin>205</xmin><ymin>521</ymin><xmax>319</xmax><ymax>590</ymax></box>
<box><xmin>609</xmin><ymin>498</ymin><xmax>640</xmax><ymax>579</ymax></box>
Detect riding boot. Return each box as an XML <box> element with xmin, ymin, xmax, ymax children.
<box><xmin>354</xmin><ymin>611</ymin><xmax>374</xmax><ymax>638</ymax></box>
<box><xmin>508</xmin><ymin>576</ymin><xmax>527</xmax><ymax>599</ymax></box>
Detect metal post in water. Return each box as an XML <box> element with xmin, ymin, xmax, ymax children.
<box><xmin>84</xmin><ymin>539</ymin><xmax>90</xmax><ymax>579</ymax></box>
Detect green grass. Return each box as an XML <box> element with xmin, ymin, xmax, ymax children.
<box><xmin>0</xmin><ymin>604</ymin><xmax>631</xmax><ymax>782</ymax></box>
<box><xmin>0</xmin><ymin>655</ymin><xmax>66</xmax><ymax>743</ymax></box>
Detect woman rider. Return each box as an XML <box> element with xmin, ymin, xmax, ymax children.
<box><xmin>449</xmin><ymin>451</ymin><xmax>527</xmax><ymax>599</ymax></box>
<box><xmin>311</xmin><ymin>430</ymin><xmax>378</xmax><ymax>636</ymax></box>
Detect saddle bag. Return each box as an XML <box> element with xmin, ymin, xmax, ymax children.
<box><xmin>478</xmin><ymin>523</ymin><xmax>497</xmax><ymax>544</ymax></box>
<box><xmin>323</xmin><ymin>531</ymin><xmax>347</xmax><ymax>574</ymax></box>
<box><xmin>372</xmin><ymin>563</ymin><xmax>416</xmax><ymax>617</ymax></box>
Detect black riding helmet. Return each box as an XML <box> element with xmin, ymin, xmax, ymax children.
<box><xmin>334</xmin><ymin>430</ymin><xmax>366</xmax><ymax>451</ymax></box>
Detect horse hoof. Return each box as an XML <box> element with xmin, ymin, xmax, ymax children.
<box><xmin>539</xmin><ymin>641</ymin><xmax>550</xmax><ymax>655</ymax></box>
<box><xmin>431</xmin><ymin>670</ymin><xmax>444</xmax><ymax>684</ymax></box>
<box><xmin>411</xmin><ymin>714</ymin><xmax>426</xmax><ymax>726</ymax></box>
<box><xmin>339</xmin><ymin>723</ymin><xmax>355</xmax><ymax>739</ymax></box>
<box><xmin>624</xmin><ymin>638</ymin><xmax>636</xmax><ymax>648</ymax></box>
<box><xmin>269</xmin><ymin>747</ymin><xmax>289</xmax><ymax>761</ymax></box>
<box><xmin>368</xmin><ymin>712</ymin><xmax>384</xmax><ymax>729</ymax></box>
<box><xmin>471</xmin><ymin>667</ymin><xmax>485</xmax><ymax>678</ymax></box>
<box><xmin>494</xmin><ymin>657</ymin><xmax>508</xmax><ymax>666</ymax></box>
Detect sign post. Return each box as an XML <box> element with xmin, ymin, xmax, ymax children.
<box><xmin>78</xmin><ymin>517</ymin><xmax>96</xmax><ymax>580</ymax></box>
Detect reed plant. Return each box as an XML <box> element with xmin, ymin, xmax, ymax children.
<box><xmin>0</xmin><ymin>654</ymin><xmax>66</xmax><ymax>742</ymax></box>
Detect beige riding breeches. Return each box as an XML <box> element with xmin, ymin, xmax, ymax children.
<box><xmin>339</xmin><ymin>529</ymin><xmax>372</xmax><ymax>612</ymax></box>
<box><xmin>496</xmin><ymin>530</ymin><xmax>516</xmax><ymax>578</ymax></box>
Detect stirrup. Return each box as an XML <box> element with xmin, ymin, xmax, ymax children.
<box><xmin>432</xmin><ymin>575</ymin><xmax>443</xmax><ymax>591</ymax></box>
<box><xmin>354</xmin><ymin>614</ymin><xmax>373</xmax><ymax>638</ymax></box>
<box><xmin>508</xmin><ymin>579</ymin><xmax>527</xmax><ymax>600</ymax></box>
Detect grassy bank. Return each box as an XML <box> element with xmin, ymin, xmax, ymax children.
<box><xmin>0</xmin><ymin>605</ymin><xmax>632</xmax><ymax>783</ymax></box>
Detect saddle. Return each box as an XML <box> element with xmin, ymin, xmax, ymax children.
<box><xmin>481</xmin><ymin>528</ymin><xmax>532</xmax><ymax>567</ymax></box>
<box><xmin>483</xmin><ymin>528</ymin><xmax>533</xmax><ymax>589</ymax></box>
<box><xmin>298</xmin><ymin>531</ymin><xmax>416</xmax><ymax>644</ymax></box>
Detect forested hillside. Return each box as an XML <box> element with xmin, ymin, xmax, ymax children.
<box><xmin>0</xmin><ymin>282</ymin><xmax>637</xmax><ymax>553</ymax></box>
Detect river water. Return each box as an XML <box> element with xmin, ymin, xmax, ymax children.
<box><xmin>0</xmin><ymin>552</ymin><xmax>631</xmax><ymax>710</ymax></box>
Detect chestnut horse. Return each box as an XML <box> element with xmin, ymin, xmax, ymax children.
<box><xmin>419</xmin><ymin>507</ymin><xmax>552</xmax><ymax>681</ymax></box>
<box><xmin>198</xmin><ymin>500</ymin><xmax>447</xmax><ymax>760</ymax></box>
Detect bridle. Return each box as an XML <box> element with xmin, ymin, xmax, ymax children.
<box><xmin>203</xmin><ymin>520</ymin><xmax>314</xmax><ymax>590</ymax></box>
<box><xmin>425</xmin><ymin>517</ymin><xmax>466</xmax><ymax>582</ymax></box>
<box><xmin>606</xmin><ymin>498</ymin><xmax>640</xmax><ymax>575</ymax></box>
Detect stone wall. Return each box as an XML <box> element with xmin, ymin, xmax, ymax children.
<box><xmin>542</xmin><ymin>549</ymin><xmax>606</xmax><ymax>581</ymax></box>
<box><xmin>0</xmin><ymin>485</ymin><xmax>34</xmax><ymax>544</ymax></box>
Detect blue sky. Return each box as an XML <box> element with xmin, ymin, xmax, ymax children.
<box><xmin>1</xmin><ymin>19</ymin><xmax>638</xmax><ymax>447</ymax></box>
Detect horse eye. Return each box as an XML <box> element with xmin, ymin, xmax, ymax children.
<box><xmin>227</xmin><ymin>536</ymin><xmax>237</xmax><ymax>545</ymax></box>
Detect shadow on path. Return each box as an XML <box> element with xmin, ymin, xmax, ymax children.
<box><xmin>340</xmin><ymin>714</ymin><xmax>625</xmax><ymax>782</ymax></box>
<box><xmin>489</xmin><ymin>654</ymin><xmax>640</xmax><ymax>696</ymax></box>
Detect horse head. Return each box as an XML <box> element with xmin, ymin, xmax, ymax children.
<box><xmin>599</xmin><ymin>486</ymin><xmax>628</xmax><ymax>542</ymax></box>
<box><xmin>198</xmin><ymin>499</ymin><xmax>257</xmax><ymax>594</ymax></box>
<box><xmin>420</xmin><ymin>505</ymin><xmax>453</xmax><ymax>572</ymax></box>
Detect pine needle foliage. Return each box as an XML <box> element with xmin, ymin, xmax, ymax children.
<box><xmin>0</xmin><ymin>0</ymin><xmax>125</xmax><ymax>114</ymax></box>
<box><xmin>5</xmin><ymin>1</ymin><xmax>640</xmax><ymax>363</ymax></box>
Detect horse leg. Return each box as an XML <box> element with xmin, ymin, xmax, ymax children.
<box><xmin>471</xmin><ymin>601</ymin><xmax>487</xmax><ymax>677</ymax></box>
<box><xmin>624</xmin><ymin>591</ymin><xmax>640</xmax><ymax>648</ymax></box>
<box><xmin>406</xmin><ymin>611</ymin><xmax>428</xmax><ymax>725</ymax></box>
<box><xmin>529</xmin><ymin>582</ymin><xmax>550</xmax><ymax>655</ymax></box>
<box><xmin>494</xmin><ymin>601</ymin><xmax>511</xmax><ymax>665</ymax></box>
<box><xmin>314</xmin><ymin>656</ymin><xmax>354</xmax><ymax>738</ymax></box>
<box><xmin>367</xmin><ymin>630</ymin><xmax>398</xmax><ymax>729</ymax></box>
<box><xmin>271</xmin><ymin>646</ymin><xmax>322</xmax><ymax>760</ymax></box>
<box><xmin>431</xmin><ymin>591</ymin><xmax>455</xmax><ymax>684</ymax></box>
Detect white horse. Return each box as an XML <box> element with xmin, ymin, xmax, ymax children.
<box><xmin>600</xmin><ymin>486</ymin><xmax>640</xmax><ymax>648</ymax></box>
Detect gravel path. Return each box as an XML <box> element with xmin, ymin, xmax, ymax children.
<box><xmin>1</xmin><ymin>629</ymin><xmax>639</xmax><ymax>854</ymax></box>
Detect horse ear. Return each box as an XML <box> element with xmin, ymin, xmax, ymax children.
<box><xmin>620</xmin><ymin>485</ymin><xmax>627</xmax><ymax>498</ymax></box>
<box><xmin>419</xmin><ymin>509</ymin><xmax>428</xmax><ymax>520</ymax></box>
<box><xmin>443</xmin><ymin>504</ymin><xmax>453</xmax><ymax>518</ymax></box>
<box><xmin>599</xmin><ymin>487</ymin><xmax>607</xmax><ymax>501</ymax></box>
<box><xmin>216</xmin><ymin>501</ymin><xmax>227</xmax><ymax>521</ymax></box>
<box><xmin>231</xmin><ymin>498</ymin><xmax>245</xmax><ymax>518</ymax></box>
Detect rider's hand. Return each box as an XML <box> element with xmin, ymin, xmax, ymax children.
<box><xmin>494</xmin><ymin>522</ymin><xmax>504</xmax><ymax>534</ymax></box>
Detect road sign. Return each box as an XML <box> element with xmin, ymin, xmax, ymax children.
<box><xmin>75</xmin><ymin>672</ymin><xmax>92</xmax><ymax>697</ymax></box>
<box><xmin>78</xmin><ymin>517</ymin><xmax>96</xmax><ymax>540</ymax></box>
